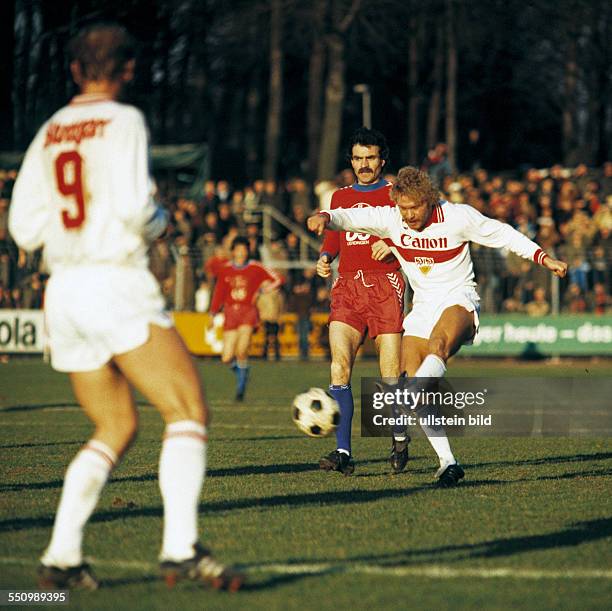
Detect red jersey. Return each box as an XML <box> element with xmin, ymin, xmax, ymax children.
<box><xmin>210</xmin><ymin>260</ymin><xmax>280</xmax><ymax>313</ymax></box>
<box><xmin>205</xmin><ymin>254</ymin><xmax>229</xmax><ymax>279</ymax></box>
<box><xmin>320</xmin><ymin>179</ymin><xmax>400</xmax><ymax>274</ymax></box>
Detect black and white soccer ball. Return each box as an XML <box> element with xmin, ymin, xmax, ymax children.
<box><xmin>292</xmin><ymin>387</ymin><xmax>340</xmax><ymax>438</ymax></box>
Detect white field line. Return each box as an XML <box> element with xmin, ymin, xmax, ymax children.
<box><xmin>0</xmin><ymin>556</ymin><xmax>610</xmax><ymax>580</ymax></box>
<box><xmin>0</xmin><ymin>421</ymin><xmax>292</xmax><ymax>430</ymax></box>
<box><xmin>0</xmin><ymin>404</ymin><xmax>290</xmax><ymax>414</ymax></box>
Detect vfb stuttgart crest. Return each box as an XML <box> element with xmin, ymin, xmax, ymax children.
<box><xmin>415</xmin><ymin>257</ymin><xmax>434</xmax><ymax>275</ymax></box>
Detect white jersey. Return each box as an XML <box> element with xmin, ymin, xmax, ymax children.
<box><xmin>324</xmin><ymin>201</ymin><xmax>548</xmax><ymax>304</ymax></box>
<box><xmin>9</xmin><ymin>93</ymin><xmax>166</xmax><ymax>272</ymax></box>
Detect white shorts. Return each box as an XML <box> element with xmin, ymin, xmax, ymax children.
<box><xmin>45</xmin><ymin>266</ymin><xmax>172</xmax><ymax>372</ymax></box>
<box><xmin>402</xmin><ymin>288</ymin><xmax>480</xmax><ymax>343</ymax></box>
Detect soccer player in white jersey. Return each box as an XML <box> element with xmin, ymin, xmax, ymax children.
<box><xmin>308</xmin><ymin>166</ymin><xmax>567</xmax><ymax>486</ymax></box>
<box><xmin>9</xmin><ymin>23</ymin><xmax>242</xmax><ymax>591</ymax></box>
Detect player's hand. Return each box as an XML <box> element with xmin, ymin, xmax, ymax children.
<box><xmin>371</xmin><ymin>239</ymin><xmax>395</xmax><ymax>262</ymax></box>
<box><xmin>543</xmin><ymin>257</ymin><xmax>568</xmax><ymax>278</ymax></box>
<box><xmin>316</xmin><ymin>254</ymin><xmax>332</xmax><ymax>278</ymax></box>
<box><xmin>307</xmin><ymin>213</ymin><xmax>329</xmax><ymax>236</ymax></box>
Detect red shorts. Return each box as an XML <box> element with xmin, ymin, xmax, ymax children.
<box><xmin>329</xmin><ymin>270</ymin><xmax>405</xmax><ymax>338</ymax></box>
<box><xmin>223</xmin><ymin>303</ymin><xmax>259</xmax><ymax>331</ymax></box>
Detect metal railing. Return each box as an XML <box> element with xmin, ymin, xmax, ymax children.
<box><xmin>260</xmin><ymin>205</ymin><xmax>321</xmax><ymax>269</ymax></box>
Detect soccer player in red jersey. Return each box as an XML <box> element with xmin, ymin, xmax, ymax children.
<box><xmin>209</xmin><ymin>237</ymin><xmax>282</xmax><ymax>401</ymax></box>
<box><xmin>316</xmin><ymin>128</ymin><xmax>406</xmax><ymax>475</ymax></box>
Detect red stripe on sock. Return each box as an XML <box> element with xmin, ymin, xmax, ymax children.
<box><xmin>84</xmin><ymin>444</ymin><xmax>115</xmax><ymax>468</ymax></box>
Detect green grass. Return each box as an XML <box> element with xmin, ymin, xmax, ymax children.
<box><xmin>1</xmin><ymin>358</ymin><xmax>611</xmax><ymax>610</ymax></box>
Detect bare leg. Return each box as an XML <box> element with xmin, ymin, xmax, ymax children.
<box><xmin>221</xmin><ymin>330</ymin><xmax>239</xmax><ymax>365</ymax></box>
<box><xmin>375</xmin><ymin>332</ymin><xmax>401</xmax><ymax>378</ymax></box>
<box><xmin>426</xmin><ymin>305</ymin><xmax>476</xmax><ymax>363</ymax></box>
<box><xmin>42</xmin><ymin>363</ymin><xmax>136</xmax><ymax>569</ymax></box>
<box><xmin>234</xmin><ymin>325</ymin><xmax>254</xmax><ymax>361</ymax></box>
<box><xmin>376</xmin><ymin>332</ymin><xmax>407</xmax><ymax>449</ymax></box>
<box><xmin>329</xmin><ymin>321</ymin><xmax>363</xmax><ymax>385</ymax></box>
<box><xmin>401</xmin><ymin>335</ymin><xmax>430</xmax><ymax>376</ymax></box>
<box><xmin>113</xmin><ymin>324</ymin><xmax>209</xmax><ymax>560</ymax></box>
<box><xmin>113</xmin><ymin>324</ymin><xmax>208</xmax><ymax>425</ymax></box>
<box><xmin>70</xmin><ymin>364</ymin><xmax>138</xmax><ymax>455</ymax></box>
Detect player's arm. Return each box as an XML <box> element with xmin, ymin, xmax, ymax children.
<box><xmin>460</xmin><ymin>204</ymin><xmax>568</xmax><ymax>278</ymax></box>
<box><xmin>143</xmin><ymin>205</ymin><xmax>169</xmax><ymax>242</ymax></box>
<box><xmin>257</xmin><ymin>265</ymin><xmax>283</xmax><ymax>295</ymax></box>
<box><xmin>317</xmin><ymin>231</ymin><xmax>339</xmax><ymax>278</ymax></box>
<box><xmin>8</xmin><ymin>128</ymin><xmax>50</xmax><ymax>251</ymax></box>
<box><xmin>208</xmin><ymin>272</ymin><xmax>227</xmax><ymax>316</ymax></box>
<box><xmin>315</xmin><ymin>195</ymin><xmax>341</xmax><ymax>278</ymax></box>
<box><xmin>110</xmin><ymin>109</ymin><xmax>162</xmax><ymax>235</ymax></box>
<box><xmin>308</xmin><ymin>206</ymin><xmax>392</xmax><ymax>238</ymax></box>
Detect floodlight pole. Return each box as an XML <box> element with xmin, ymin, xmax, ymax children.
<box><xmin>354</xmin><ymin>84</ymin><xmax>371</xmax><ymax>129</ymax></box>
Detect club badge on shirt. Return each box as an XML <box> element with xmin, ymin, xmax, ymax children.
<box><xmin>415</xmin><ymin>257</ymin><xmax>435</xmax><ymax>275</ymax></box>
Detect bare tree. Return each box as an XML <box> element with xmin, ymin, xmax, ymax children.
<box><xmin>445</xmin><ymin>0</ymin><xmax>457</xmax><ymax>173</ymax></box>
<box><xmin>317</xmin><ymin>0</ymin><xmax>361</xmax><ymax>181</ymax></box>
<box><xmin>591</xmin><ymin>2</ymin><xmax>612</xmax><ymax>162</ymax></box>
<box><xmin>426</xmin><ymin>18</ymin><xmax>444</xmax><ymax>152</ymax></box>
<box><xmin>406</xmin><ymin>12</ymin><xmax>421</xmax><ymax>165</ymax></box>
<box><xmin>186</xmin><ymin>2</ymin><xmax>209</xmax><ymax>143</ymax></box>
<box><xmin>12</xmin><ymin>0</ymin><xmax>31</xmax><ymax>148</ymax></box>
<box><xmin>165</xmin><ymin>1</ymin><xmax>193</xmax><ymax>140</ymax></box>
<box><xmin>576</xmin><ymin>0</ymin><xmax>611</xmax><ymax>164</ymax></box>
<box><xmin>562</xmin><ymin>35</ymin><xmax>578</xmax><ymax>165</ymax></box>
<box><xmin>264</xmin><ymin>0</ymin><xmax>284</xmax><ymax>181</ymax></box>
<box><xmin>307</xmin><ymin>0</ymin><xmax>327</xmax><ymax>182</ymax></box>
<box><xmin>151</xmin><ymin>3</ymin><xmax>172</xmax><ymax>143</ymax></box>
<box><xmin>245</xmin><ymin>20</ymin><xmax>263</xmax><ymax>180</ymax></box>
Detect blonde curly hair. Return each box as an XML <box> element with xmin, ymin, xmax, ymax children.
<box><xmin>390</xmin><ymin>166</ymin><xmax>440</xmax><ymax>207</ymax></box>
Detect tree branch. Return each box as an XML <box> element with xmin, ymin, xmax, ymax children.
<box><xmin>338</xmin><ymin>0</ymin><xmax>362</xmax><ymax>33</ymax></box>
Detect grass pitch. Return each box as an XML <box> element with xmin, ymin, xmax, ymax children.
<box><xmin>1</xmin><ymin>358</ymin><xmax>611</xmax><ymax>610</ymax></box>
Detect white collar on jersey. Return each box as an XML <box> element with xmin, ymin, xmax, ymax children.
<box><xmin>70</xmin><ymin>93</ymin><xmax>114</xmax><ymax>105</ymax></box>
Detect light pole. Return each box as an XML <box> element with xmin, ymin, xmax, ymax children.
<box><xmin>353</xmin><ymin>84</ymin><xmax>371</xmax><ymax>129</ymax></box>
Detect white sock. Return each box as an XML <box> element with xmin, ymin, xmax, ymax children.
<box><xmin>417</xmin><ymin>403</ymin><xmax>456</xmax><ymax>468</ymax></box>
<box><xmin>414</xmin><ymin>355</ymin><xmax>454</xmax><ymax>468</ymax></box>
<box><xmin>159</xmin><ymin>420</ymin><xmax>207</xmax><ymax>561</ymax></box>
<box><xmin>415</xmin><ymin>354</ymin><xmax>447</xmax><ymax>378</ymax></box>
<box><xmin>41</xmin><ymin>440</ymin><xmax>116</xmax><ymax>568</ymax></box>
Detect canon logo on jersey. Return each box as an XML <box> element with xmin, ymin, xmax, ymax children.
<box><xmin>400</xmin><ymin>235</ymin><xmax>449</xmax><ymax>249</ymax></box>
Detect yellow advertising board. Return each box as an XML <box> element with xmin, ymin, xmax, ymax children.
<box><xmin>171</xmin><ymin>312</ymin><xmax>348</xmax><ymax>358</ymax></box>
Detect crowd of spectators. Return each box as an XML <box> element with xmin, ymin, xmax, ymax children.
<box><xmin>0</xmin><ymin>159</ymin><xmax>610</xmax><ymax>320</ymax></box>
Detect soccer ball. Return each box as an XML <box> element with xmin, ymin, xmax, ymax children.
<box><xmin>292</xmin><ymin>388</ymin><xmax>340</xmax><ymax>438</ymax></box>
